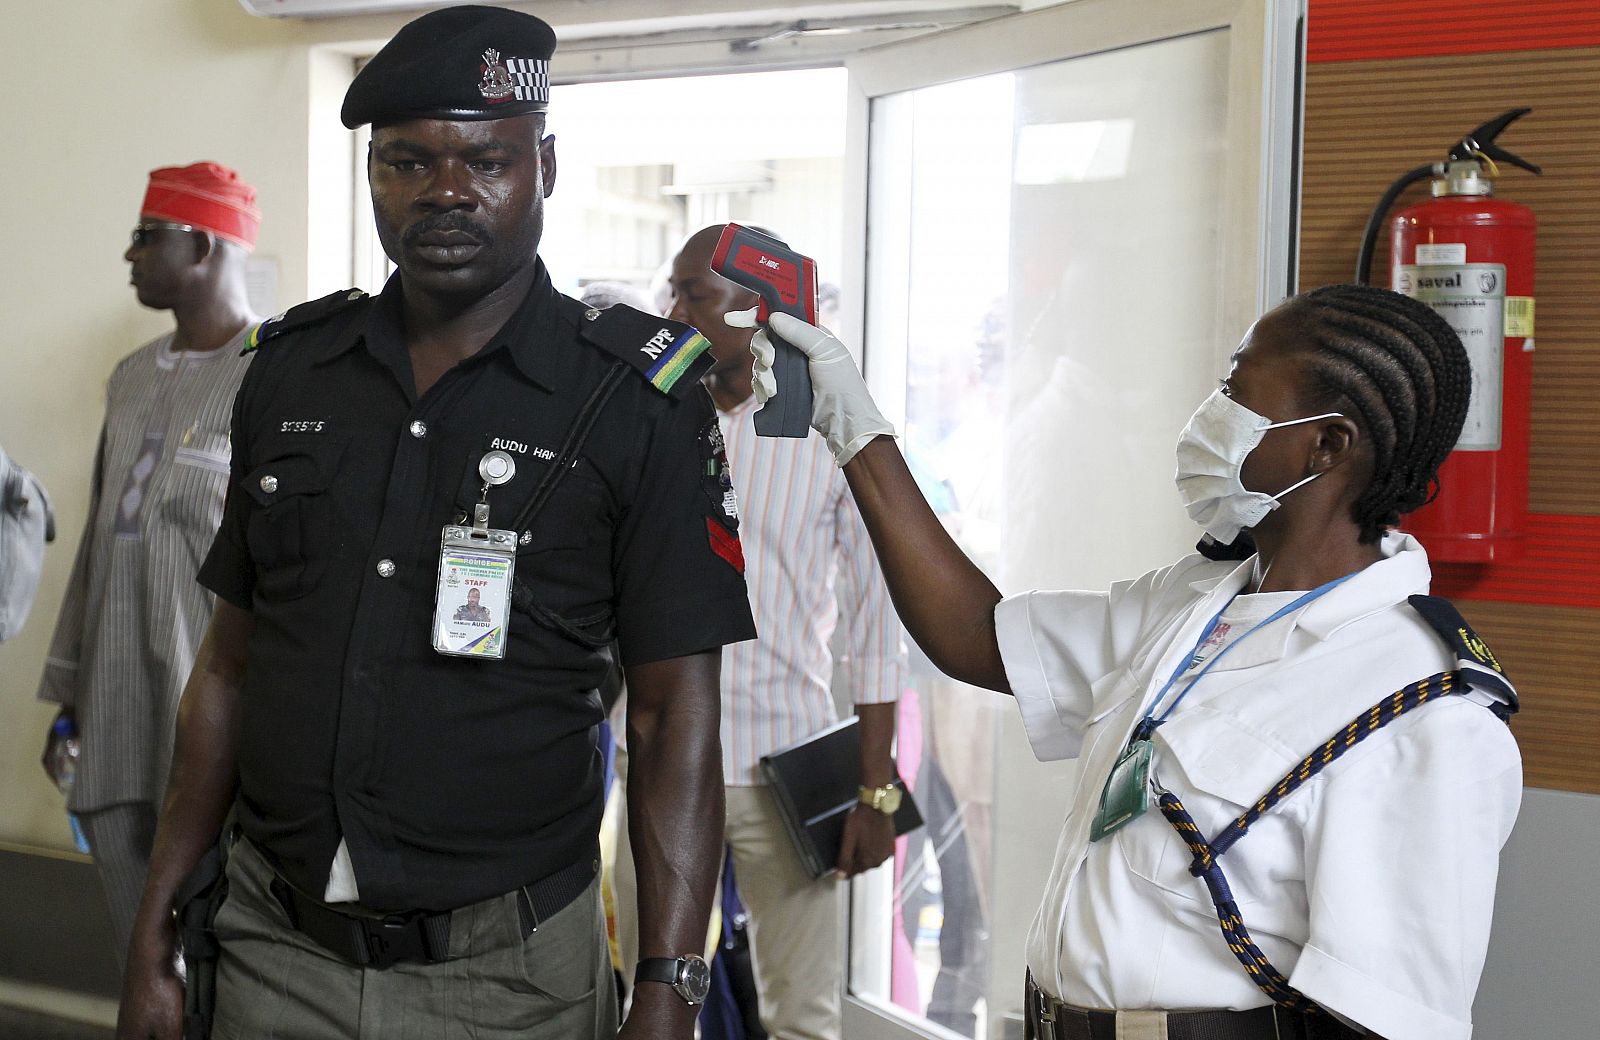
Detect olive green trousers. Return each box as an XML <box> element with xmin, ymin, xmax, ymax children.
<box><xmin>212</xmin><ymin>837</ymin><xmax>616</xmax><ymax>1040</ymax></box>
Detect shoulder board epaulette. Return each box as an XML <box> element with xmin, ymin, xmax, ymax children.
<box><xmin>242</xmin><ymin>288</ymin><xmax>369</xmax><ymax>355</ymax></box>
<box><xmin>575</xmin><ymin>303</ymin><xmax>712</xmax><ymax>399</ymax></box>
<box><xmin>1195</xmin><ymin>532</ymin><xmax>1256</xmax><ymax>562</ymax></box>
<box><xmin>1407</xmin><ymin>594</ymin><xmax>1519</xmax><ymax>721</ymax></box>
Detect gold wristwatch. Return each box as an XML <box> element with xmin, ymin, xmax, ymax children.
<box><xmin>858</xmin><ymin>781</ymin><xmax>902</xmax><ymax>815</ymax></box>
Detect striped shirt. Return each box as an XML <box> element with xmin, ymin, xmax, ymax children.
<box><xmin>718</xmin><ymin>394</ymin><xmax>907</xmax><ymax>786</ymax></box>
<box><xmin>37</xmin><ymin>326</ymin><xmax>254</xmax><ymax>811</ymax></box>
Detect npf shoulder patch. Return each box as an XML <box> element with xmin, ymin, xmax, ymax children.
<box><xmin>243</xmin><ymin>288</ymin><xmax>369</xmax><ymax>355</ymax></box>
<box><xmin>577</xmin><ymin>304</ymin><xmax>713</xmax><ymax>398</ymax></box>
<box><xmin>1407</xmin><ymin>594</ymin><xmax>1519</xmax><ymax>720</ymax></box>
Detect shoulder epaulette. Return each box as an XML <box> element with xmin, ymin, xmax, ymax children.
<box><xmin>574</xmin><ymin>303</ymin><xmax>712</xmax><ymax>399</ymax></box>
<box><xmin>242</xmin><ymin>288</ymin><xmax>369</xmax><ymax>355</ymax></box>
<box><xmin>1195</xmin><ymin>532</ymin><xmax>1256</xmax><ymax>561</ymax></box>
<box><xmin>1407</xmin><ymin>594</ymin><xmax>1519</xmax><ymax>720</ymax></box>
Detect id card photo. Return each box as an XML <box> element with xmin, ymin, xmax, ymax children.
<box><xmin>432</xmin><ymin>542</ymin><xmax>514</xmax><ymax>659</ymax></box>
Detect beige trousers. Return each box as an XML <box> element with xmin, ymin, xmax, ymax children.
<box><xmin>611</xmin><ymin>751</ymin><xmax>844</xmax><ymax>1040</ymax></box>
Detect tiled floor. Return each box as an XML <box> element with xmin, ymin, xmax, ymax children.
<box><xmin>0</xmin><ymin>1005</ymin><xmax>113</xmax><ymax>1040</ymax></box>
<box><xmin>0</xmin><ymin>849</ymin><xmax>120</xmax><ymax>998</ymax></box>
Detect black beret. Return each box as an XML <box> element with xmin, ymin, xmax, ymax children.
<box><xmin>342</xmin><ymin>5</ymin><xmax>556</xmax><ymax>129</ymax></box>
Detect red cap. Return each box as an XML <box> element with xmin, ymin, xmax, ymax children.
<box><xmin>140</xmin><ymin>162</ymin><xmax>261</xmax><ymax>251</ymax></box>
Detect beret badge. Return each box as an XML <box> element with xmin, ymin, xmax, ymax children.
<box><xmin>479</xmin><ymin>49</ymin><xmax>516</xmax><ymax>103</ymax></box>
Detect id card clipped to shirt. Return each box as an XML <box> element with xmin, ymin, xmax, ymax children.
<box><xmin>432</xmin><ymin>523</ymin><xmax>515</xmax><ymax>658</ymax></box>
<box><xmin>433</xmin><ymin>451</ymin><xmax>521</xmax><ymax>659</ymax></box>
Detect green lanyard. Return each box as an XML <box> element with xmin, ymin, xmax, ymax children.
<box><xmin>1088</xmin><ymin>573</ymin><xmax>1355</xmax><ymax>842</ymax></box>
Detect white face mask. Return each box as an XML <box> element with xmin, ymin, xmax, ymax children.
<box><xmin>1174</xmin><ymin>389</ymin><xmax>1343</xmax><ymax>545</ymax></box>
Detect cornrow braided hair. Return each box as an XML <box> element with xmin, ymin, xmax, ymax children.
<box><xmin>1281</xmin><ymin>284</ymin><xmax>1472</xmax><ymax>543</ymax></box>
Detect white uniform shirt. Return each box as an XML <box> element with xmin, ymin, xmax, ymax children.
<box><xmin>995</xmin><ymin>533</ymin><xmax>1520</xmax><ymax>1040</ymax></box>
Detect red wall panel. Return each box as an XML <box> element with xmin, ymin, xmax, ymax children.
<box><xmin>1309</xmin><ymin>0</ymin><xmax>1600</xmax><ymax>63</ymax></box>
<box><xmin>1430</xmin><ymin>515</ymin><xmax>1600</xmax><ymax>611</ymax></box>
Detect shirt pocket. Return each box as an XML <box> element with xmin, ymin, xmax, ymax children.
<box><xmin>160</xmin><ymin>430</ymin><xmax>232</xmax><ymax>535</ymax></box>
<box><xmin>242</xmin><ymin>436</ymin><xmax>347</xmax><ymax>601</ymax></box>
<box><xmin>1058</xmin><ymin>671</ymin><xmax>1145</xmax><ymax>842</ymax></box>
<box><xmin>1088</xmin><ymin>666</ymin><xmax>1142</xmax><ymax>725</ymax></box>
<box><xmin>173</xmin><ymin>431</ymin><xmax>233</xmax><ymax>476</ymax></box>
<box><xmin>453</xmin><ymin>451</ymin><xmax>599</xmax><ymax>554</ymax></box>
<box><xmin>507</xmin><ymin>462</ymin><xmax>617</xmax><ymax>649</ymax></box>
<box><xmin>1112</xmin><ymin>734</ymin><xmax>1303</xmax><ymax>941</ymax></box>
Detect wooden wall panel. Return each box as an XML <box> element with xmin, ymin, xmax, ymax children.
<box><xmin>1457</xmin><ymin>600</ymin><xmax>1600</xmax><ymax>794</ymax></box>
<box><xmin>1300</xmin><ymin>45</ymin><xmax>1600</xmax><ymax>793</ymax></box>
<box><xmin>1300</xmin><ymin>47</ymin><xmax>1600</xmax><ymax>516</ymax></box>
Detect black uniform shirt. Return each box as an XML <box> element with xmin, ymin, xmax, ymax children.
<box><xmin>199</xmin><ymin>263</ymin><xmax>755</xmax><ymax>910</ymax></box>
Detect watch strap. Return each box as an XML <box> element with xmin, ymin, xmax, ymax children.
<box><xmin>634</xmin><ymin>956</ymin><xmax>680</xmax><ymax>987</ymax></box>
<box><xmin>859</xmin><ymin>781</ymin><xmax>900</xmax><ymax>813</ymax></box>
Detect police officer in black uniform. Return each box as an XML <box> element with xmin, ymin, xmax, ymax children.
<box><xmin>116</xmin><ymin>8</ymin><xmax>754</xmax><ymax>1040</ymax></box>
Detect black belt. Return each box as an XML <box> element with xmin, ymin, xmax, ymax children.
<box><xmin>1025</xmin><ymin>973</ymin><xmax>1360</xmax><ymax>1040</ymax></box>
<box><xmin>269</xmin><ymin>852</ymin><xmax>596</xmax><ymax>970</ymax></box>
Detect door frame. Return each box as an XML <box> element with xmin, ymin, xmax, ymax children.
<box><xmin>839</xmin><ymin>2</ymin><xmax>1304</xmax><ymax>1036</ymax></box>
<box><xmin>844</xmin><ymin>0</ymin><xmax>1303</xmax><ymax>388</ymax></box>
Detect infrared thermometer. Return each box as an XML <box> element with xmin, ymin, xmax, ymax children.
<box><xmin>711</xmin><ymin>224</ymin><xmax>818</xmax><ymax>438</ymax></box>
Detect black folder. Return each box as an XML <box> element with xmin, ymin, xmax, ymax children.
<box><xmin>758</xmin><ymin>715</ymin><xmax>923</xmax><ymax>879</ymax></box>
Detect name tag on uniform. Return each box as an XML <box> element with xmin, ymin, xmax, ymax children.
<box><xmin>432</xmin><ymin>525</ymin><xmax>516</xmax><ymax>659</ymax></box>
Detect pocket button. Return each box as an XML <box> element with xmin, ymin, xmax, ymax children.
<box><xmin>376</xmin><ymin>559</ymin><xmax>396</xmax><ymax>578</ymax></box>
<box><xmin>259</xmin><ymin>475</ymin><xmax>278</xmax><ymax>494</ymax></box>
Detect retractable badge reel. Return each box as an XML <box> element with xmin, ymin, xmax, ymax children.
<box><xmin>432</xmin><ymin>450</ymin><xmax>519</xmax><ymax>659</ymax></box>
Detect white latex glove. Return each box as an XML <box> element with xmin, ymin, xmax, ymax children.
<box><xmin>725</xmin><ymin>308</ymin><xmax>895</xmax><ymax>466</ymax></box>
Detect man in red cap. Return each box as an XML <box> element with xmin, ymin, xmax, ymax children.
<box><xmin>38</xmin><ymin>161</ymin><xmax>261</xmax><ymax>965</ymax></box>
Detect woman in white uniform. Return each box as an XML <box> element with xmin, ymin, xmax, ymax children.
<box><xmin>732</xmin><ymin>285</ymin><xmax>1521</xmax><ymax>1040</ymax></box>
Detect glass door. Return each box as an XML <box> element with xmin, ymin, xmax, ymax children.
<box><xmin>841</xmin><ymin>3</ymin><xmax>1304</xmax><ymax>1038</ymax></box>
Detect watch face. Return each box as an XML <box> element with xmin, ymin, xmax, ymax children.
<box><xmin>678</xmin><ymin>955</ymin><xmax>712</xmax><ymax>1003</ymax></box>
<box><xmin>880</xmin><ymin>786</ymin><xmax>903</xmax><ymax>814</ymax></box>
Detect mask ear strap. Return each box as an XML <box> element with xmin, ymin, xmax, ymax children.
<box><xmin>1262</xmin><ymin>411</ymin><xmax>1342</xmax><ymax>431</ymax></box>
<box><xmin>1263</xmin><ymin>412</ymin><xmax>1346</xmax><ymax>503</ymax></box>
<box><xmin>1271</xmin><ymin>470</ymin><xmax>1322</xmax><ymax>503</ymax></box>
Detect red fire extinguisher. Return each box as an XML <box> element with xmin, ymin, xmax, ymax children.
<box><xmin>1356</xmin><ymin>109</ymin><xmax>1540</xmax><ymax>563</ymax></box>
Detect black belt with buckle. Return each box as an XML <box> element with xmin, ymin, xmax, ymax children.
<box><xmin>270</xmin><ymin>852</ymin><xmax>596</xmax><ymax>970</ymax></box>
<box><xmin>1024</xmin><ymin>972</ymin><xmax>1361</xmax><ymax>1040</ymax></box>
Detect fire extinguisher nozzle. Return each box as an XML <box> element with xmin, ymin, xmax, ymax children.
<box><xmin>1451</xmin><ymin>108</ymin><xmax>1542</xmax><ymax>176</ymax></box>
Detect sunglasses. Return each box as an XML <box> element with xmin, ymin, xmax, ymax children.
<box><xmin>129</xmin><ymin>221</ymin><xmax>202</xmax><ymax>249</ymax></box>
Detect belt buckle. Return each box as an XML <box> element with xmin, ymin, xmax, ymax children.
<box><xmin>363</xmin><ymin>916</ymin><xmax>408</xmax><ymax>969</ymax></box>
<box><xmin>361</xmin><ymin>910</ymin><xmax>438</xmax><ymax>969</ymax></box>
<box><xmin>1031</xmin><ymin>985</ymin><xmax>1057</xmax><ymax>1040</ymax></box>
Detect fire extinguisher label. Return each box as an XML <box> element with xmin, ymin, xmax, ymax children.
<box><xmin>1505</xmin><ymin>297</ymin><xmax>1535</xmax><ymax>338</ymax></box>
<box><xmin>1414</xmin><ymin>242</ymin><xmax>1467</xmax><ymax>264</ymax></box>
<box><xmin>1394</xmin><ymin>263</ymin><xmax>1505</xmax><ymax>452</ymax></box>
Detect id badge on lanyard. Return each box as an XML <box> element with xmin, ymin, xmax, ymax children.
<box><xmin>1089</xmin><ymin>738</ymin><xmax>1153</xmax><ymax>842</ymax></box>
<box><xmin>432</xmin><ymin>451</ymin><xmax>518</xmax><ymax>659</ymax></box>
<box><xmin>1086</xmin><ymin>573</ymin><xmax>1355</xmax><ymax>842</ymax></box>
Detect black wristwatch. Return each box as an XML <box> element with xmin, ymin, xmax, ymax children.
<box><xmin>635</xmin><ymin>955</ymin><xmax>713</xmax><ymax>1006</ymax></box>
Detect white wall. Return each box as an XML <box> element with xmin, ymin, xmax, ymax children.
<box><xmin>0</xmin><ymin>0</ymin><xmax>324</xmax><ymax>851</ymax></box>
